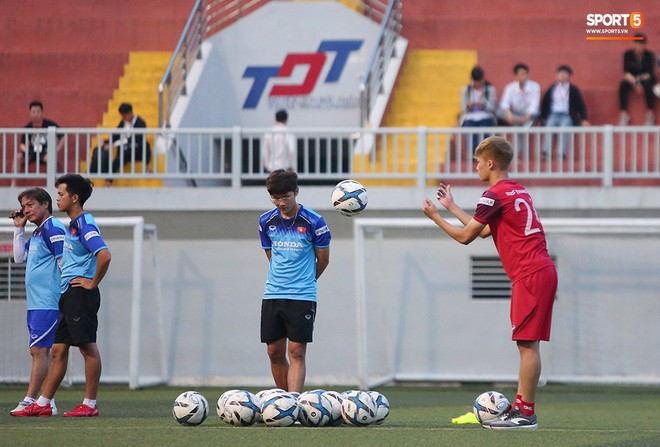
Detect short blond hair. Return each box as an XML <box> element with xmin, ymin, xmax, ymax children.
<box><xmin>475</xmin><ymin>136</ymin><xmax>514</xmax><ymax>170</ymax></box>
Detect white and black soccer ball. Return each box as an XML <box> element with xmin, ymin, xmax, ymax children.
<box><xmin>341</xmin><ymin>390</ymin><xmax>377</xmax><ymax>426</ymax></box>
<box><xmin>172</xmin><ymin>391</ymin><xmax>209</xmax><ymax>426</ymax></box>
<box><xmin>473</xmin><ymin>391</ymin><xmax>510</xmax><ymax>423</ymax></box>
<box><xmin>216</xmin><ymin>389</ymin><xmax>241</xmax><ymax>422</ymax></box>
<box><xmin>222</xmin><ymin>390</ymin><xmax>261</xmax><ymax>426</ymax></box>
<box><xmin>253</xmin><ymin>389</ymin><xmax>273</xmax><ymax>423</ymax></box>
<box><xmin>261</xmin><ymin>392</ymin><xmax>299</xmax><ymax>426</ymax></box>
<box><xmin>322</xmin><ymin>390</ymin><xmax>344</xmax><ymax>426</ymax></box>
<box><xmin>368</xmin><ymin>391</ymin><xmax>390</xmax><ymax>425</ymax></box>
<box><xmin>331</xmin><ymin>179</ymin><xmax>368</xmax><ymax>217</ymax></box>
<box><xmin>297</xmin><ymin>391</ymin><xmax>332</xmax><ymax>427</ymax></box>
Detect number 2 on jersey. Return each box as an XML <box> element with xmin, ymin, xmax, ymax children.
<box><xmin>514</xmin><ymin>198</ymin><xmax>541</xmax><ymax>236</ymax></box>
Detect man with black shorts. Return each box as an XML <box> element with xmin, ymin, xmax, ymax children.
<box><xmin>10</xmin><ymin>188</ymin><xmax>65</xmax><ymax>416</ymax></box>
<box><xmin>423</xmin><ymin>136</ymin><xmax>557</xmax><ymax>429</ymax></box>
<box><xmin>14</xmin><ymin>174</ymin><xmax>111</xmax><ymax>417</ymax></box>
<box><xmin>258</xmin><ymin>169</ymin><xmax>331</xmax><ymax>394</ymax></box>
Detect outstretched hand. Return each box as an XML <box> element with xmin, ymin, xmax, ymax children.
<box><xmin>437</xmin><ymin>183</ymin><xmax>454</xmax><ymax>210</ymax></box>
<box><xmin>422</xmin><ymin>198</ymin><xmax>438</xmax><ymax>219</ymax></box>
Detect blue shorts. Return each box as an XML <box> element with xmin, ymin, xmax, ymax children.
<box><xmin>27</xmin><ymin>309</ymin><xmax>60</xmax><ymax>348</ymax></box>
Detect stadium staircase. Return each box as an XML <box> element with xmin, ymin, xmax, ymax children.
<box><xmin>90</xmin><ymin>51</ymin><xmax>171</xmax><ymax>188</ymax></box>
<box><xmin>0</xmin><ymin>0</ymin><xmax>193</xmax><ymax>187</ymax></box>
<box><xmin>358</xmin><ymin>49</ymin><xmax>477</xmax><ymax>186</ymax></box>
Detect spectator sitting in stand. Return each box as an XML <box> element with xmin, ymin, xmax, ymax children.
<box><xmin>498</xmin><ymin>63</ymin><xmax>541</xmax><ymax>128</ymax></box>
<box><xmin>540</xmin><ymin>65</ymin><xmax>589</xmax><ymax>160</ymax></box>
<box><xmin>107</xmin><ymin>103</ymin><xmax>151</xmax><ymax>186</ymax></box>
<box><xmin>497</xmin><ymin>63</ymin><xmax>541</xmax><ymax>154</ymax></box>
<box><xmin>12</xmin><ymin>101</ymin><xmax>64</xmax><ymax>187</ymax></box>
<box><xmin>460</xmin><ymin>66</ymin><xmax>497</xmax><ymax>153</ymax></box>
<box><xmin>619</xmin><ymin>33</ymin><xmax>656</xmax><ymax>125</ymax></box>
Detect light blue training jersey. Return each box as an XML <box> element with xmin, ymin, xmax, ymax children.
<box><xmin>24</xmin><ymin>216</ymin><xmax>65</xmax><ymax>310</ymax></box>
<box><xmin>259</xmin><ymin>204</ymin><xmax>331</xmax><ymax>301</ymax></box>
<box><xmin>60</xmin><ymin>212</ymin><xmax>108</xmax><ymax>293</ymax></box>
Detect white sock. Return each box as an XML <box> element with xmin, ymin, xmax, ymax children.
<box><xmin>83</xmin><ymin>398</ymin><xmax>97</xmax><ymax>408</ymax></box>
<box><xmin>23</xmin><ymin>396</ymin><xmax>35</xmax><ymax>404</ymax></box>
<box><xmin>36</xmin><ymin>396</ymin><xmax>51</xmax><ymax>407</ymax></box>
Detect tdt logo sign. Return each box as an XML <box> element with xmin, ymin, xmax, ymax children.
<box><xmin>242</xmin><ymin>39</ymin><xmax>363</xmax><ymax>109</ymax></box>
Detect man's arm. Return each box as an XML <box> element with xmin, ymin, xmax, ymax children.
<box><xmin>12</xmin><ymin>214</ymin><xmax>28</xmax><ymax>264</ymax></box>
<box><xmin>423</xmin><ymin>198</ymin><xmax>486</xmax><ymax>245</ymax></box>
<box><xmin>70</xmin><ymin>248</ymin><xmax>111</xmax><ymax>289</ymax></box>
<box><xmin>436</xmin><ymin>184</ymin><xmax>491</xmax><ymax>238</ymax></box>
<box><xmin>314</xmin><ymin>247</ymin><xmax>329</xmax><ymax>280</ymax></box>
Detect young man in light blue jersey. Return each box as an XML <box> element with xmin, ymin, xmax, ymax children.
<box><xmin>14</xmin><ymin>174</ymin><xmax>111</xmax><ymax>418</ymax></box>
<box><xmin>259</xmin><ymin>169</ymin><xmax>331</xmax><ymax>394</ymax></box>
<box><xmin>10</xmin><ymin>188</ymin><xmax>65</xmax><ymax>416</ymax></box>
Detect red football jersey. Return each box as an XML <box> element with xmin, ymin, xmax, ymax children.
<box><xmin>473</xmin><ymin>179</ymin><xmax>555</xmax><ymax>283</ymax></box>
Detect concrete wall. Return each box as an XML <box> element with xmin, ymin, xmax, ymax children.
<box><xmin>2</xmin><ymin>213</ymin><xmax>659</xmax><ymax>387</ymax></box>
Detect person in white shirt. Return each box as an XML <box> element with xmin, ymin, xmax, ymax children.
<box><xmin>498</xmin><ymin>63</ymin><xmax>541</xmax><ymax>154</ymax></box>
<box><xmin>498</xmin><ymin>63</ymin><xmax>541</xmax><ymax>127</ymax></box>
<box><xmin>263</xmin><ymin>110</ymin><xmax>297</xmax><ymax>172</ymax></box>
<box><xmin>540</xmin><ymin>65</ymin><xmax>589</xmax><ymax>159</ymax></box>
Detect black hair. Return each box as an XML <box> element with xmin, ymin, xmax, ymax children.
<box><xmin>557</xmin><ymin>64</ymin><xmax>573</xmax><ymax>75</ymax></box>
<box><xmin>513</xmin><ymin>63</ymin><xmax>529</xmax><ymax>74</ymax></box>
<box><xmin>55</xmin><ymin>174</ymin><xmax>94</xmax><ymax>207</ymax></box>
<box><xmin>634</xmin><ymin>33</ymin><xmax>647</xmax><ymax>43</ymax></box>
<box><xmin>266</xmin><ymin>169</ymin><xmax>298</xmax><ymax>196</ymax></box>
<box><xmin>275</xmin><ymin>109</ymin><xmax>288</xmax><ymax>123</ymax></box>
<box><xmin>118</xmin><ymin>102</ymin><xmax>133</xmax><ymax>114</ymax></box>
<box><xmin>29</xmin><ymin>101</ymin><xmax>43</xmax><ymax>110</ymax></box>
<box><xmin>471</xmin><ymin>66</ymin><xmax>485</xmax><ymax>81</ymax></box>
<box><xmin>18</xmin><ymin>187</ymin><xmax>52</xmax><ymax>214</ymax></box>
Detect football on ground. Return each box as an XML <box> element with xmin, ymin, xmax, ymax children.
<box><xmin>222</xmin><ymin>390</ymin><xmax>261</xmax><ymax>426</ymax></box>
<box><xmin>172</xmin><ymin>391</ymin><xmax>209</xmax><ymax>426</ymax></box>
<box><xmin>341</xmin><ymin>390</ymin><xmax>377</xmax><ymax>426</ymax></box>
<box><xmin>322</xmin><ymin>390</ymin><xmax>345</xmax><ymax>426</ymax></box>
<box><xmin>216</xmin><ymin>389</ymin><xmax>241</xmax><ymax>422</ymax></box>
<box><xmin>368</xmin><ymin>391</ymin><xmax>390</xmax><ymax>425</ymax></box>
<box><xmin>297</xmin><ymin>390</ymin><xmax>332</xmax><ymax>427</ymax></box>
<box><xmin>260</xmin><ymin>391</ymin><xmax>299</xmax><ymax>426</ymax></box>
<box><xmin>473</xmin><ymin>391</ymin><xmax>510</xmax><ymax>423</ymax></box>
<box><xmin>331</xmin><ymin>179</ymin><xmax>368</xmax><ymax>217</ymax></box>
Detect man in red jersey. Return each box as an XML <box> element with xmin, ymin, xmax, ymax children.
<box><xmin>423</xmin><ymin>136</ymin><xmax>557</xmax><ymax>430</ymax></box>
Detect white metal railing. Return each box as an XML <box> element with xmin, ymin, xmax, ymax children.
<box><xmin>1</xmin><ymin>126</ymin><xmax>659</xmax><ymax>188</ymax></box>
<box><xmin>158</xmin><ymin>0</ymin><xmax>207</xmax><ymax>127</ymax></box>
<box><xmin>359</xmin><ymin>0</ymin><xmax>402</xmax><ymax>127</ymax></box>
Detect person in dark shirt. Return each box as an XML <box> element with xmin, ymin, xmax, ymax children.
<box><xmin>107</xmin><ymin>102</ymin><xmax>151</xmax><ymax>186</ymax></box>
<box><xmin>13</xmin><ymin>101</ymin><xmax>64</xmax><ymax>186</ymax></box>
<box><xmin>540</xmin><ymin>65</ymin><xmax>589</xmax><ymax>159</ymax></box>
<box><xmin>619</xmin><ymin>33</ymin><xmax>656</xmax><ymax>125</ymax></box>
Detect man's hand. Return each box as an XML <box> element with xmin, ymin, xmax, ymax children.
<box><xmin>70</xmin><ymin>277</ymin><xmax>95</xmax><ymax>290</ymax></box>
<box><xmin>422</xmin><ymin>198</ymin><xmax>438</xmax><ymax>219</ymax></box>
<box><xmin>11</xmin><ymin>211</ymin><xmax>27</xmax><ymax>228</ymax></box>
<box><xmin>437</xmin><ymin>183</ymin><xmax>455</xmax><ymax>210</ymax></box>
